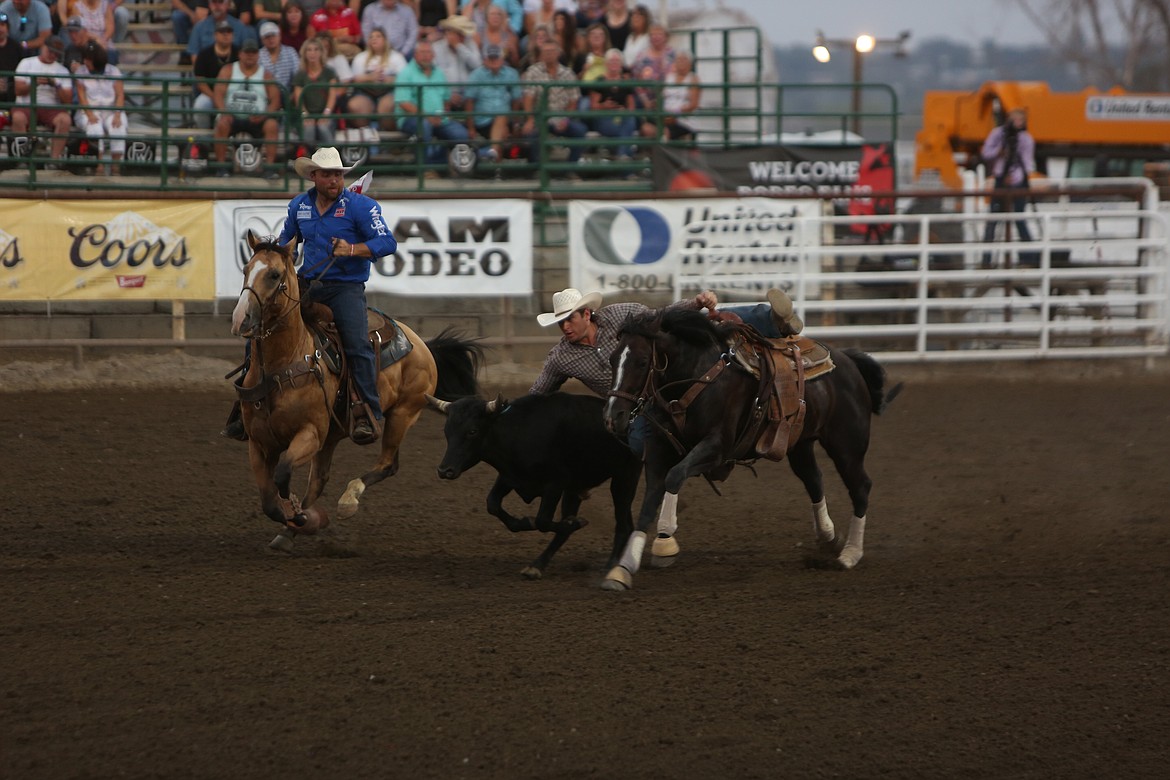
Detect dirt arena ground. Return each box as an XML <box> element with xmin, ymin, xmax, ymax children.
<box><xmin>2</xmin><ymin>355</ymin><xmax>1168</xmax><ymax>779</ymax></box>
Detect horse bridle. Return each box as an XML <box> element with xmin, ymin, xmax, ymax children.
<box><xmin>607</xmin><ymin>337</ymin><xmax>732</xmax><ymax>455</ymax></box>
<box><xmin>239</xmin><ymin>256</ymin><xmax>301</xmax><ymax>340</ymax></box>
<box><xmin>235</xmin><ymin>255</ymin><xmax>339</xmax><ymax>429</ymax></box>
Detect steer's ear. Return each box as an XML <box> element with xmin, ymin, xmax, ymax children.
<box><xmin>424</xmin><ymin>394</ymin><xmax>450</xmax><ymax>415</ymax></box>
<box><xmin>484</xmin><ymin>393</ymin><xmax>507</xmax><ymax>413</ymax></box>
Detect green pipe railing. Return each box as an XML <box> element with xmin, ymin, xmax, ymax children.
<box><xmin>0</xmin><ymin>72</ymin><xmax>900</xmax><ymax>193</ymax></box>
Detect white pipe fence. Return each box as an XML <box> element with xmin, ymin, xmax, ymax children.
<box><xmin>680</xmin><ymin>179</ymin><xmax>1169</xmax><ymax>363</ymax></box>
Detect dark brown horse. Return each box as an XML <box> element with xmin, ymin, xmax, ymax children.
<box><xmin>230</xmin><ymin>231</ymin><xmax>481</xmax><ymax>551</ymax></box>
<box><xmin>601</xmin><ymin>308</ymin><xmax>901</xmax><ymax>590</ymax></box>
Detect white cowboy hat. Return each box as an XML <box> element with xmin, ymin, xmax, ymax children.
<box><xmin>438</xmin><ymin>15</ymin><xmax>477</xmax><ymax>37</ymax></box>
<box><xmin>293</xmin><ymin>147</ymin><xmax>354</xmax><ymax>179</ymax></box>
<box><xmin>537</xmin><ymin>288</ymin><xmax>603</xmax><ymax>327</ymax></box>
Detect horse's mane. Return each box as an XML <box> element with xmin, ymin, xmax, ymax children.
<box><xmin>619</xmin><ymin>308</ymin><xmax>725</xmax><ymax>349</ymax></box>
<box><xmin>251</xmin><ymin>236</ymin><xmax>291</xmax><ymax>260</ymax></box>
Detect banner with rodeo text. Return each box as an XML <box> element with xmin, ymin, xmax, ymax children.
<box><xmin>568</xmin><ymin>198</ymin><xmax>825</xmax><ymax>299</ymax></box>
<box><xmin>213</xmin><ymin>199</ymin><xmax>533</xmax><ymax>298</ymax></box>
<box><xmin>651</xmin><ymin>143</ymin><xmax>895</xmax><ymax>201</ymax></box>
<box><xmin>0</xmin><ymin>199</ymin><xmax>215</xmax><ymax>300</ymax></box>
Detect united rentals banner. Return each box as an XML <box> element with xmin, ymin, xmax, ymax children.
<box><xmin>213</xmin><ymin>199</ymin><xmax>533</xmax><ymax>298</ymax></box>
<box><xmin>651</xmin><ymin>143</ymin><xmax>894</xmax><ymax>201</ymax></box>
<box><xmin>568</xmin><ymin>198</ymin><xmax>825</xmax><ymax>298</ymax></box>
<box><xmin>0</xmin><ymin>199</ymin><xmax>215</xmax><ymax>300</ymax></box>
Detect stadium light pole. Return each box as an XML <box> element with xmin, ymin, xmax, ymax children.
<box><xmin>813</xmin><ymin>30</ymin><xmax>910</xmax><ymax>135</ymax></box>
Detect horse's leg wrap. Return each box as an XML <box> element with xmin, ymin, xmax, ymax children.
<box><xmin>604</xmin><ymin>530</ymin><xmax>646</xmax><ymax>590</ymax></box>
<box><xmin>655</xmin><ymin>492</ymin><xmax>679</xmax><ymax>537</ymax></box>
<box><xmin>650</xmin><ymin>492</ymin><xmax>681</xmax><ymax>566</ymax></box>
<box><xmin>837</xmin><ymin>515</ymin><xmax>865</xmax><ymax>569</ymax></box>
<box><xmin>812</xmin><ymin>497</ymin><xmax>835</xmax><ymax>544</ymax></box>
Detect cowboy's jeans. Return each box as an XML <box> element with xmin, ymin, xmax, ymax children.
<box><xmin>304</xmin><ymin>280</ymin><xmax>382</xmax><ymax>420</ymax></box>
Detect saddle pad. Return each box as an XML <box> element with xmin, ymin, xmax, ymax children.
<box><xmin>730</xmin><ymin>333</ymin><xmax>834</xmax><ymax>377</ymax></box>
<box><xmin>368</xmin><ymin>308</ymin><xmax>414</xmax><ymax>367</ymax></box>
<box><xmin>307</xmin><ymin>308</ymin><xmax>414</xmax><ymax>375</ymax></box>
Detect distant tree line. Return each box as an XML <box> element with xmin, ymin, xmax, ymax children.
<box><xmin>1017</xmin><ymin>0</ymin><xmax>1170</xmax><ymax>91</ymax></box>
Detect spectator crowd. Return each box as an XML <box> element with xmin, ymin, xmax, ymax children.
<box><xmin>0</xmin><ymin>0</ymin><xmax>704</xmax><ymax>178</ymax></box>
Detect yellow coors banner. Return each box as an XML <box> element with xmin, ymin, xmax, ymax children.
<box><xmin>0</xmin><ymin>199</ymin><xmax>215</xmax><ymax>300</ymax></box>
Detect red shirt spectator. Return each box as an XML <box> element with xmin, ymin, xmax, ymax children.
<box><xmin>310</xmin><ymin>0</ymin><xmax>360</xmax><ymax>43</ymax></box>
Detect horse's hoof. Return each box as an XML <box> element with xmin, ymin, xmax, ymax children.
<box><xmin>602</xmin><ymin>565</ymin><xmax>633</xmax><ymax>591</ymax></box>
<box><xmin>268</xmin><ymin>531</ymin><xmax>295</xmax><ymax>553</ymax></box>
<box><xmin>336</xmin><ymin>497</ymin><xmax>359</xmax><ymax>521</ymax></box>
<box><xmin>337</xmin><ymin>479</ymin><xmax>365</xmax><ymax>520</ymax></box>
<box><xmin>650</xmin><ymin>535</ymin><xmax>680</xmax><ymax>568</ymax></box>
<box><xmin>520</xmin><ymin>566</ymin><xmax>543</xmax><ymax>580</ymax></box>
<box><xmin>837</xmin><ymin>545</ymin><xmax>863</xmax><ymax>570</ymax></box>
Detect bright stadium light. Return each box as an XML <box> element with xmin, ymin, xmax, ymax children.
<box><xmin>811</xmin><ymin>31</ymin><xmax>912</xmax><ymax>134</ymax></box>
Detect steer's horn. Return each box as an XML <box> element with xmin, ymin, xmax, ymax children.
<box><xmin>424</xmin><ymin>394</ymin><xmax>451</xmax><ymax>414</ymax></box>
<box><xmin>485</xmin><ymin>393</ymin><xmax>506</xmax><ymax>413</ymax></box>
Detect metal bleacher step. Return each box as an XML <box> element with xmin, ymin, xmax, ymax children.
<box><xmin>125</xmin><ymin>1</ymin><xmax>174</xmax><ymax>20</ymax></box>
<box><xmin>126</xmin><ymin>22</ymin><xmax>174</xmax><ymax>35</ymax></box>
<box><xmin>119</xmin><ymin>42</ymin><xmax>185</xmax><ymax>55</ymax></box>
<box><xmin>119</xmin><ymin>63</ymin><xmax>192</xmax><ymax>75</ymax></box>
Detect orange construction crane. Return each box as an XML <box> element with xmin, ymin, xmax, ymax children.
<box><xmin>914</xmin><ymin>81</ymin><xmax>1170</xmax><ymax>188</ymax></box>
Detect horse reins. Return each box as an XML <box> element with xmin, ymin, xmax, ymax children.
<box><xmin>236</xmin><ymin>257</ymin><xmax>339</xmax><ymax>430</ymax></box>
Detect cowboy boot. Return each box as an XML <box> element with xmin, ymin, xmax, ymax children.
<box><xmin>766</xmin><ymin>289</ymin><xmax>804</xmax><ymax>337</ymax></box>
<box><xmin>350</xmin><ymin>403</ymin><xmax>380</xmax><ymax>445</ymax></box>
<box><xmin>220</xmin><ymin>400</ymin><xmax>248</xmax><ymax>441</ymax></box>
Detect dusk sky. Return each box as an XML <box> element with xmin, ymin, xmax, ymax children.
<box><xmin>713</xmin><ymin>0</ymin><xmax>1048</xmax><ymax>49</ymax></box>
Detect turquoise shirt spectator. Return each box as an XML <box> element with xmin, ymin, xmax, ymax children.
<box><xmin>393</xmin><ymin>58</ymin><xmax>451</xmax><ymax>119</ymax></box>
<box><xmin>461</xmin><ymin>0</ymin><xmax>523</xmax><ymax>35</ymax></box>
<box><xmin>464</xmin><ymin>63</ymin><xmax>521</xmax><ymax>122</ymax></box>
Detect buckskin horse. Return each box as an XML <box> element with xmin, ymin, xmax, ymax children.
<box><xmin>230</xmin><ymin>231</ymin><xmax>481</xmax><ymax>551</ymax></box>
<box><xmin>601</xmin><ymin>308</ymin><xmax>901</xmax><ymax>590</ymax></box>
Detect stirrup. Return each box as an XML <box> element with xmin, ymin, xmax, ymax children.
<box><xmin>221</xmin><ymin>419</ymin><xmax>248</xmax><ymax>441</ymax></box>
<box><xmin>220</xmin><ymin>401</ymin><xmax>248</xmax><ymax>441</ymax></box>
<box><xmin>350</xmin><ymin>410</ymin><xmax>380</xmax><ymax>445</ymax></box>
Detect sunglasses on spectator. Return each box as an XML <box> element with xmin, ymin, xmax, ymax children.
<box><xmin>0</xmin><ymin>13</ymin><xmax>26</xmax><ymax>32</ymax></box>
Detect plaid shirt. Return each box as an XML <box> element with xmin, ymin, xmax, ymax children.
<box><xmin>530</xmin><ymin>299</ymin><xmax>701</xmax><ymax>396</ymax></box>
<box><xmin>522</xmin><ymin>61</ymin><xmax>580</xmax><ymax>118</ymax></box>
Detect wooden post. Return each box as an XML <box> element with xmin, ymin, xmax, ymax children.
<box><xmin>172</xmin><ymin>300</ymin><xmax>186</xmax><ymax>344</ymax></box>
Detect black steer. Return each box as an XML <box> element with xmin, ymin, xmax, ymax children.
<box><xmin>426</xmin><ymin>392</ymin><xmax>641</xmax><ymax>580</ymax></box>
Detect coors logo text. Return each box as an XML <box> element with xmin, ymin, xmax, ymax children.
<box><xmin>69</xmin><ymin>224</ymin><xmax>191</xmax><ymax>268</ymax></box>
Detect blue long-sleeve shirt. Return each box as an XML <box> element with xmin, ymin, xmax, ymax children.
<box><xmin>279</xmin><ymin>188</ymin><xmax>398</xmax><ymax>284</ymax></box>
<box><xmin>186</xmin><ymin>15</ymin><xmax>257</xmax><ymax>57</ymax></box>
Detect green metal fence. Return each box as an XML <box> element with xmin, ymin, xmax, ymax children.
<box><xmin>0</xmin><ymin>71</ymin><xmax>899</xmax><ymax>194</ymax></box>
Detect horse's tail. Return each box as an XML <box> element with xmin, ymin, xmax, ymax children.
<box><xmin>427</xmin><ymin>329</ymin><xmax>486</xmax><ymax>400</ymax></box>
<box><xmin>842</xmin><ymin>348</ymin><xmax>904</xmax><ymax>416</ymax></box>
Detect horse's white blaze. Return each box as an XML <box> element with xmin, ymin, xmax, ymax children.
<box><xmin>605</xmin><ymin>345</ymin><xmax>631</xmax><ymax>418</ymax></box>
<box><xmin>617</xmin><ymin>530</ymin><xmax>647</xmax><ymax>575</ymax></box>
<box><xmin>656</xmin><ymin>492</ymin><xmax>679</xmax><ymax>537</ymax></box>
<box><xmin>837</xmin><ymin>515</ymin><xmax>866</xmax><ymax>569</ymax></box>
<box><xmin>231</xmin><ymin>260</ymin><xmax>269</xmax><ymax>335</ymax></box>
<box><xmin>812</xmin><ymin>497</ymin><xmax>835</xmax><ymax>543</ymax></box>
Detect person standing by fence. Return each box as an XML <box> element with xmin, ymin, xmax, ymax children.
<box><xmin>981</xmin><ymin>108</ymin><xmax>1036</xmax><ymax>264</ymax></box>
